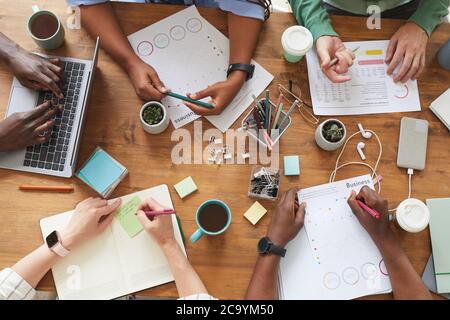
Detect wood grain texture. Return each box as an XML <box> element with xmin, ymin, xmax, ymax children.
<box><xmin>0</xmin><ymin>1</ymin><xmax>449</xmax><ymax>300</ymax></box>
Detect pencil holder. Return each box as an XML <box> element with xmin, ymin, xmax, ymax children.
<box><xmin>248</xmin><ymin>166</ymin><xmax>280</xmax><ymax>201</ymax></box>
<box><xmin>241</xmin><ymin>98</ymin><xmax>292</xmax><ymax>148</ymax></box>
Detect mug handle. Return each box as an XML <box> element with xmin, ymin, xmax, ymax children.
<box><xmin>32</xmin><ymin>5</ymin><xmax>40</xmax><ymax>13</ymax></box>
<box><xmin>190</xmin><ymin>228</ymin><xmax>204</xmax><ymax>243</ymax></box>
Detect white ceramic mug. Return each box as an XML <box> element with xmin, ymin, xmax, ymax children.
<box><xmin>27</xmin><ymin>5</ymin><xmax>65</xmax><ymax>50</ymax></box>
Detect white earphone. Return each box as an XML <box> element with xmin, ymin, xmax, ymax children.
<box><xmin>357</xmin><ymin>142</ymin><xmax>366</xmax><ymax>160</ymax></box>
<box><xmin>358</xmin><ymin>123</ymin><xmax>372</xmax><ymax>139</ymax></box>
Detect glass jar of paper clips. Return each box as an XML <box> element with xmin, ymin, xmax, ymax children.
<box><xmin>248</xmin><ymin>166</ymin><xmax>281</xmax><ymax>201</ymax></box>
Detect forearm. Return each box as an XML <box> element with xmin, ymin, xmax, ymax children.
<box><xmin>11</xmin><ymin>244</ymin><xmax>60</xmax><ymax>288</ymax></box>
<box><xmin>162</xmin><ymin>241</ymin><xmax>208</xmax><ymax>298</ymax></box>
<box><xmin>289</xmin><ymin>0</ymin><xmax>338</xmax><ymax>41</ymax></box>
<box><xmin>375</xmin><ymin>232</ymin><xmax>432</xmax><ymax>300</ymax></box>
<box><xmin>409</xmin><ymin>0</ymin><xmax>450</xmax><ymax>36</ymax></box>
<box><xmin>227</xmin><ymin>13</ymin><xmax>262</xmax><ymax>85</ymax></box>
<box><xmin>80</xmin><ymin>3</ymin><xmax>140</xmax><ymax>72</ymax></box>
<box><xmin>0</xmin><ymin>32</ymin><xmax>20</xmax><ymax>64</ymax></box>
<box><xmin>245</xmin><ymin>255</ymin><xmax>280</xmax><ymax>300</ymax></box>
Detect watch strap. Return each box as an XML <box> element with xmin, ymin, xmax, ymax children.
<box><xmin>269</xmin><ymin>243</ymin><xmax>286</xmax><ymax>257</ymax></box>
<box><xmin>50</xmin><ymin>232</ymin><xmax>70</xmax><ymax>257</ymax></box>
<box><xmin>227</xmin><ymin>63</ymin><xmax>255</xmax><ymax>81</ymax></box>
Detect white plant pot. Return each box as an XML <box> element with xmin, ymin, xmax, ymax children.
<box><xmin>315</xmin><ymin>119</ymin><xmax>346</xmax><ymax>151</ymax></box>
<box><xmin>139</xmin><ymin>101</ymin><xmax>170</xmax><ymax>135</ymax></box>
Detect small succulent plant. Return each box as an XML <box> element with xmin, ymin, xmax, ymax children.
<box><xmin>142</xmin><ymin>105</ymin><xmax>163</xmax><ymax>125</ymax></box>
<box><xmin>322</xmin><ymin>121</ymin><xmax>344</xmax><ymax>143</ymax></box>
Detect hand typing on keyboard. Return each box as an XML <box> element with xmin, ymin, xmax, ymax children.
<box><xmin>0</xmin><ymin>101</ymin><xmax>62</xmax><ymax>151</ymax></box>
<box><xmin>0</xmin><ymin>33</ymin><xmax>64</xmax><ymax>98</ymax></box>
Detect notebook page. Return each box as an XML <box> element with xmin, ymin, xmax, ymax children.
<box><xmin>111</xmin><ymin>184</ymin><xmax>186</xmax><ymax>294</ymax></box>
<box><xmin>40</xmin><ymin>211</ymin><xmax>124</xmax><ymax>300</ymax></box>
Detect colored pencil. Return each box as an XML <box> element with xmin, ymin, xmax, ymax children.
<box><xmin>252</xmin><ymin>94</ymin><xmax>265</xmax><ymax>117</ymax></box>
<box><xmin>356</xmin><ymin>200</ymin><xmax>380</xmax><ymax>219</ymax></box>
<box><xmin>167</xmin><ymin>91</ymin><xmax>214</xmax><ymax>109</ymax></box>
<box><xmin>272</xmin><ymin>103</ymin><xmax>283</xmax><ymax>131</ymax></box>
<box><xmin>265</xmin><ymin>90</ymin><xmax>270</xmax><ymax>130</ymax></box>
<box><xmin>18</xmin><ymin>185</ymin><xmax>74</xmax><ymax>192</ymax></box>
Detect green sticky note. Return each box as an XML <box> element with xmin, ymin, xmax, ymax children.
<box><xmin>115</xmin><ymin>196</ymin><xmax>143</xmax><ymax>238</ymax></box>
<box><xmin>174</xmin><ymin>176</ymin><xmax>197</xmax><ymax>199</ymax></box>
<box><xmin>284</xmin><ymin>155</ymin><xmax>300</xmax><ymax>176</ymax></box>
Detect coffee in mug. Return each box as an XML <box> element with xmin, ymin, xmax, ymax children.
<box><xmin>198</xmin><ymin>203</ymin><xmax>229</xmax><ymax>233</ymax></box>
<box><xmin>31</xmin><ymin>14</ymin><xmax>59</xmax><ymax>39</ymax></box>
<box><xmin>27</xmin><ymin>6</ymin><xmax>65</xmax><ymax>50</ymax></box>
<box><xmin>190</xmin><ymin>200</ymin><xmax>231</xmax><ymax>243</ymax></box>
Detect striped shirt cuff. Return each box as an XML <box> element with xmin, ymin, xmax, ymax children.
<box><xmin>0</xmin><ymin>268</ymin><xmax>36</xmax><ymax>300</ymax></box>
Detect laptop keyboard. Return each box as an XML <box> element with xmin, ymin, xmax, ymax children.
<box><xmin>23</xmin><ymin>61</ymin><xmax>86</xmax><ymax>172</ymax></box>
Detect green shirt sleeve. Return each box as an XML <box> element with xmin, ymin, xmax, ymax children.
<box><xmin>408</xmin><ymin>0</ymin><xmax>450</xmax><ymax>36</ymax></box>
<box><xmin>288</xmin><ymin>0</ymin><xmax>338</xmax><ymax>41</ymax></box>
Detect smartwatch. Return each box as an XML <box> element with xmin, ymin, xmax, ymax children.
<box><xmin>227</xmin><ymin>63</ymin><xmax>255</xmax><ymax>81</ymax></box>
<box><xmin>46</xmin><ymin>231</ymin><xmax>70</xmax><ymax>257</ymax></box>
<box><xmin>257</xmin><ymin>236</ymin><xmax>286</xmax><ymax>257</ymax></box>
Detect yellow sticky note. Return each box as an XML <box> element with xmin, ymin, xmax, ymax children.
<box><xmin>244</xmin><ymin>201</ymin><xmax>267</xmax><ymax>225</ymax></box>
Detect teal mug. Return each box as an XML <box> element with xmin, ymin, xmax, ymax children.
<box><xmin>27</xmin><ymin>5</ymin><xmax>65</xmax><ymax>50</ymax></box>
<box><xmin>190</xmin><ymin>200</ymin><xmax>232</xmax><ymax>243</ymax></box>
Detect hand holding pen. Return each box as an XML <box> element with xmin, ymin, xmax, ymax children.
<box><xmin>347</xmin><ymin>187</ymin><xmax>393</xmax><ymax>242</ymax></box>
<box><xmin>182</xmin><ymin>74</ymin><xmax>245</xmax><ymax>116</ymax></box>
<box><xmin>135</xmin><ymin>197</ymin><xmax>177</xmax><ymax>246</ymax></box>
<box><xmin>316</xmin><ymin>36</ymin><xmax>358</xmax><ymax>83</ymax></box>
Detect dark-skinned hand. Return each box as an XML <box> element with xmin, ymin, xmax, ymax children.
<box><xmin>0</xmin><ymin>101</ymin><xmax>62</xmax><ymax>151</ymax></box>
<box><xmin>267</xmin><ymin>187</ymin><xmax>306</xmax><ymax>247</ymax></box>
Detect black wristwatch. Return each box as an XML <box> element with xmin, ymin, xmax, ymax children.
<box><xmin>257</xmin><ymin>236</ymin><xmax>286</xmax><ymax>257</ymax></box>
<box><xmin>227</xmin><ymin>63</ymin><xmax>255</xmax><ymax>81</ymax></box>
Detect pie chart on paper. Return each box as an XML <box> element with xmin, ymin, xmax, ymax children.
<box><xmin>393</xmin><ymin>83</ymin><xmax>409</xmax><ymax>99</ymax></box>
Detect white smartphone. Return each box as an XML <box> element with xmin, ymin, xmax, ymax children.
<box><xmin>397</xmin><ymin>117</ymin><xmax>429</xmax><ymax>171</ymax></box>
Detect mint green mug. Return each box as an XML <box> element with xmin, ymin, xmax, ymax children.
<box><xmin>27</xmin><ymin>5</ymin><xmax>65</xmax><ymax>50</ymax></box>
<box><xmin>190</xmin><ymin>200</ymin><xmax>232</xmax><ymax>243</ymax></box>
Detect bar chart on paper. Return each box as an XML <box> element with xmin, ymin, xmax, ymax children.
<box><xmin>306</xmin><ymin>40</ymin><xmax>421</xmax><ymax>116</ymax></box>
<box><xmin>128</xmin><ymin>6</ymin><xmax>273</xmax><ymax>132</ymax></box>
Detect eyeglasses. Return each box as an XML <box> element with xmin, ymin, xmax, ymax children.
<box><xmin>278</xmin><ymin>83</ymin><xmax>320</xmax><ymax>126</ymax></box>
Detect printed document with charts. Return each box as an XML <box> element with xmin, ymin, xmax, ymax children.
<box><xmin>127</xmin><ymin>6</ymin><xmax>273</xmax><ymax>132</ymax></box>
<box><xmin>279</xmin><ymin>175</ymin><xmax>392</xmax><ymax>300</ymax></box>
<box><xmin>40</xmin><ymin>184</ymin><xmax>185</xmax><ymax>300</ymax></box>
<box><xmin>306</xmin><ymin>40</ymin><xmax>421</xmax><ymax>115</ymax></box>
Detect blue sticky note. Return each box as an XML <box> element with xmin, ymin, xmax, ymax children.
<box><xmin>284</xmin><ymin>155</ymin><xmax>300</xmax><ymax>176</ymax></box>
<box><xmin>79</xmin><ymin>149</ymin><xmax>125</xmax><ymax>194</ymax></box>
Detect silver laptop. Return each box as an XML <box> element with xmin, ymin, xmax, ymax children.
<box><xmin>0</xmin><ymin>37</ymin><xmax>100</xmax><ymax>178</ymax></box>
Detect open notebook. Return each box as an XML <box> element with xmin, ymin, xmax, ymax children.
<box><xmin>40</xmin><ymin>184</ymin><xmax>185</xmax><ymax>300</ymax></box>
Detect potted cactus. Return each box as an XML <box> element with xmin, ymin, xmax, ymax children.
<box><xmin>315</xmin><ymin>119</ymin><xmax>347</xmax><ymax>151</ymax></box>
<box><xmin>139</xmin><ymin>101</ymin><xmax>170</xmax><ymax>135</ymax></box>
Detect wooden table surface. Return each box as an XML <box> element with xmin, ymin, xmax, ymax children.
<box><xmin>0</xmin><ymin>0</ymin><xmax>449</xmax><ymax>300</ymax></box>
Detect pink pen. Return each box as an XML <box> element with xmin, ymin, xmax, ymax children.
<box><xmin>144</xmin><ymin>209</ymin><xmax>176</xmax><ymax>218</ymax></box>
<box><xmin>356</xmin><ymin>200</ymin><xmax>380</xmax><ymax>219</ymax></box>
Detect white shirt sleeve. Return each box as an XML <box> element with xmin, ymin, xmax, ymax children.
<box><xmin>0</xmin><ymin>268</ymin><xmax>36</xmax><ymax>300</ymax></box>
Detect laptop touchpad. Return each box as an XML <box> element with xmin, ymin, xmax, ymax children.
<box><xmin>7</xmin><ymin>86</ymin><xmax>38</xmax><ymax>117</ymax></box>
